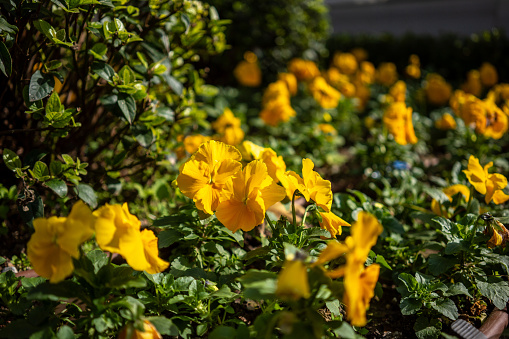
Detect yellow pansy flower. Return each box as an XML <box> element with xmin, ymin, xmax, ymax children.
<box><xmin>430</xmin><ymin>184</ymin><xmax>470</xmax><ymax>217</ymax></box>
<box><xmin>376</xmin><ymin>62</ymin><xmax>398</xmax><ymax>87</ymax></box>
<box><xmin>94</xmin><ymin>204</ymin><xmax>168</xmax><ymax>273</ymax></box>
<box><xmin>463</xmin><ymin>155</ymin><xmax>508</xmax><ymax>204</ymax></box>
<box><xmin>27</xmin><ymin>201</ymin><xmax>95</xmax><ymax>283</ymax></box>
<box><xmin>262</xmin><ymin>80</ymin><xmax>291</xmax><ymax>106</ymax></box>
<box><xmin>215</xmin><ymin>160</ymin><xmax>286</xmax><ymax>232</ymax></box>
<box><xmin>425</xmin><ymin>73</ymin><xmax>452</xmax><ymax>106</ymax></box>
<box><xmin>383</xmin><ymin>102</ymin><xmax>418</xmax><ymax>145</ymax></box>
<box><xmin>308</xmin><ymin>76</ymin><xmax>342</xmax><ymax>109</ymax></box>
<box><xmin>287</xmin><ymin>58</ymin><xmax>320</xmax><ymax>82</ymax></box>
<box><xmin>480</xmin><ymin>62</ymin><xmax>498</xmax><ymax>87</ymax></box>
<box><xmin>177</xmin><ymin>140</ymin><xmax>242</xmax><ymax>214</ymax></box>
<box><xmin>233</xmin><ymin>52</ymin><xmax>261</xmax><ymax>87</ymax></box>
<box><xmin>282</xmin><ymin>158</ymin><xmax>332</xmax><ymax>212</ymax></box>
<box><xmin>278</xmin><ymin>72</ymin><xmax>298</xmax><ymax>96</ymax></box>
<box><xmin>389</xmin><ymin>80</ymin><xmax>406</xmax><ymax>102</ymax></box>
<box><xmin>275</xmin><ymin>259</ymin><xmax>310</xmax><ymax>300</ymax></box>
<box><xmin>332</xmin><ymin>52</ymin><xmax>358</xmax><ymax>75</ymax></box>
<box><xmin>434</xmin><ymin>113</ymin><xmax>457</xmax><ymax>130</ymax></box>
<box><xmin>461</xmin><ymin>70</ymin><xmax>482</xmax><ymax>97</ymax></box>
<box><xmin>212</xmin><ymin>108</ymin><xmax>245</xmax><ymax>146</ymax></box>
<box><xmin>259</xmin><ymin>98</ymin><xmax>296</xmax><ymax>127</ymax></box>
<box><xmin>405</xmin><ymin>54</ymin><xmax>421</xmax><ymax>79</ymax></box>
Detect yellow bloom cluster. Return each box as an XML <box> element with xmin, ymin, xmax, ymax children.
<box><xmin>27</xmin><ymin>201</ymin><xmax>169</xmax><ymax>283</ymax></box>
<box><xmin>212</xmin><ymin>108</ymin><xmax>245</xmax><ymax>146</ymax></box>
<box><xmin>177</xmin><ymin>140</ymin><xmax>286</xmax><ymax>232</ymax></box>
<box><xmin>383</xmin><ymin>102</ymin><xmax>418</xmax><ymax>145</ymax></box>
<box><xmin>276</xmin><ymin>212</ymin><xmax>382</xmax><ymax>327</ymax></box>
<box><xmin>425</xmin><ymin>73</ymin><xmax>452</xmax><ymax>106</ymax></box>
<box><xmin>450</xmin><ymin>91</ymin><xmax>508</xmax><ymax>139</ymax></box>
<box><xmin>463</xmin><ymin>155</ymin><xmax>509</xmax><ymax>204</ymax></box>
<box><xmin>260</xmin><ymin>75</ymin><xmax>297</xmax><ymax>126</ymax></box>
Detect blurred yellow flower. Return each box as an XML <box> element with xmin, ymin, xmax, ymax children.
<box><xmin>357</xmin><ymin>61</ymin><xmax>376</xmax><ymax>84</ymax></box>
<box><xmin>233</xmin><ymin>51</ymin><xmax>261</xmax><ymax>87</ymax></box>
<box><xmin>278</xmin><ymin>72</ymin><xmax>298</xmax><ymax>96</ymax></box>
<box><xmin>456</xmin><ymin>96</ymin><xmax>508</xmax><ymax>139</ymax></box>
<box><xmin>260</xmin><ymin>98</ymin><xmax>296</xmax><ymax>126</ymax></box>
<box><xmin>405</xmin><ymin>54</ymin><xmax>421</xmax><ymax>79</ymax></box>
<box><xmin>308</xmin><ymin>76</ymin><xmax>341</xmax><ymax>109</ymax></box>
<box><xmin>430</xmin><ymin>184</ymin><xmax>470</xmax><ymax>217</ymax></box>
<box><xmin>183</xmin><ymin>134</ymin><xmax>211</xmax><ymax>155</ymax></box>
<box><xmin>94</xmin><ymin>203</ymin><xmax>168</xmax><ymax>273</ymax></box>
<box><xmin>389</xmin><ymin>80</ymin><xmax>406</xmax><ymax>102</ymax></box>
<box><xmin>212</xmin><ymin>108</ymin><xmax>244</xmax><ymax>146</ymax></box>
<box><xmin>318</xmin><ymin>123</ymin><xmax>337</xmax><ymax>135</ymax></box>
<box><xmin>288</xmin><ymin>58</ymin><xmax>320</xmax><ymax>82</ymax></box>
<box><xmin>118</xmin><ymin>320</ymin><xmax>162</xmax><ymax>339</ymax></box>
<box><xmin>376</xmin><ymin>62</ymin><xmax>398</xmax><ymax>86</ymax></box>
<box><xmin>332</xmin><ymin>52</ymin><xmax>358</xmax><ymax>75</ymax></box>
<box><xmin>177</xmin><ymin>140</ymin><xmax>242</xmax><ymax>214</ymax></box>
<box><xmin>355</xmin><ymin>82</ymin><xmax>371</xmax><ymax>110</ymax></box>
<box><xmin>27</xmin><ymin>201</ymin><xmax>94</xmax><ymax>283</ymax></box>
<box><xmin>238</xmin><ymin>141</ymin><xmax>287</xmax><ymax>184</ymax></box>
<box><xmin>350</xmin><ymin>48</ymin><xmax>368</xmax><ymax>62</ymax></box>
<box><xmin>480</xmin><ymin>62</ymin><xmax>498</xmax><ymax>87</ymax></box>
<box><xmin>344</xmin><ymin>262</ymin><xmax>380</xmax><ymax>327</ymax></box>
<box><xmin>463</xmin><ymin>155</ymin><xmax>508</xmax><ymax>204</ymax></box>
<box><xmin>425</xmin><ymin>73</ymin><xmax>452</xmax><ymax>106</ymax></box>
<box><xmin>238</xmin><ymin>140</ymin><xmax>266</xmax><ymax>161</ymax></box>
<box><xmin>434</xmin><ymin>113</ymin><xmax>457</xmax><ymax>130</ymax></box>
<box><xmin>262</xmin><ymin>80</ymin><xmax>291</xmax><ymax>106</ymax></box>
<box><xmin>383</xmin><ymin>102</ymin><xmax>417</xmax><ymax>145</ymax></box>
<box><xmin>276</xmin><ymin>259</ymin><xmax>310</xmax><ymax>300</ymax></box>
<box><xmin>461</xmin><ymin>70</ymin><xmax>482</xmax><ymax>97</ymax></box>
<box><xmin>216</xmin><ymin>160</ymin><xmax>286</xmax><ymax>232</ymax></box>
<box><xmin>318</xmin><ymin>211</ymin><xmax>350</xmax><ymax>238</ymax></box>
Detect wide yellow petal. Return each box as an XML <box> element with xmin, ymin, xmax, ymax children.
<box><xmin>58</xmin><ymin>201</ymin><xmax>95</xmax><ymax>258</ymax></box>
<box><xmin>485</xmin><ymin>173</ymin><xmax>508</xmax><ymax>203</ymax></box>
<box><xmin>216</xmin><ymin>199</ymin><xmax>260</xmax><ymax>233</ymax></box>
<box><xmin>351</xmin><ymin>212</ymin><xmax>383</xmax><ymax>262</ymax></box>
<box><xmin>492</xmin><ymin>190</ymin><xmax>509</xmax><ymax>204</ymax></box>
<box><xmin>344</xmin><ymin>263</ymin><xmax>380</xmax><ymax>327</ymax></box>
<box><xmin>212</xmin><ymin>159</ymin><xmax>242</xmax><ymax>185</ymax></box>
<box><xmin>176</xmin><ymin>159</ymin><xmax>211</xmax><ymax>198</ymax></box>
<box><xmin>276</xmin><ymin>260</ymin><xmax>310</xmax><ymax>300</ymax></box>
<box><xmin>260</xmin><ymin>181</ymin><xmax>286</xmax><ymax>210</ymax></box>
<box><xmin>194</xmin><ymin>140</ymin><xmax>242</xmax><ymax>164</ymax></box>
<box><xmin>141</xmin><ymin>230</ymin><xmax>169</xmax><ymax>274</ymax></box>
<box><xmin>119</xmin><ymin>227</ymin><xmax>149</xmax><ymax>271</ymax></box>
<box><xmin>463</xmin><ymin>156</ymin><xmax>488</xmax><ymax>194</ymax></box>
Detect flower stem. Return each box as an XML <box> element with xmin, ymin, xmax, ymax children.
<box><xmin>292</xmin><ymin>190</ymin><xmax>298</xmax><ymax>229</ymax></box>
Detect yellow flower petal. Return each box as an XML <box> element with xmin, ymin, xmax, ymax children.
<box><xmin>141</xmin><ymin>230</ymin><xmax>169</xmax><ymax>274</ymax></box>
<box><xmin>276</xmin><ymin>260</ymin><xmax>310</xmax><ymax>300</ymax></box>
<box><xmin>318</xmin><ymin>211</ymin><xmax>350</xmax><ymax>238</ymax></box>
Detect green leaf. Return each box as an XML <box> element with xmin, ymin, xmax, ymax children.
<box><xmin>431</xmin><ymin>298</ymin><xmax>458</xmax><ymax>320</ymax></box>
<box><xmin>381</xmin><ymin>216</ymin><xmax>405</xmax><ymax>234</ymax></box>
<box><xmin>117</xmin><ymin>93</ymin><xmax>136</xmax><ymax>124</ymax></box>
<box><xmin>50</xmin><ymin>161</ymin><xmax>63</xmax><ymax>176</ymax></box>
<box><xmin>3</xmin><ymin>148</ymin><xmax>22</xmax><ymax>170</ymax></box>
<box><xmin>332</xmin><ymin>322</ymin><xmax>357</xmax><ymax>339</ymax></box>
<box><xmin>61</xmin><ymin>154</ymin><xmax>75</xmax><ymax>165</ymax></box>
<box><xmin>88</xmin><ymin>43</ymin><xmax>108</xmax><ymax>60</ymax></box>
<box><xmin>56</xmin><ymin>326</ymin><xmax>74</xmax><ymax>339</ymax></box>
<box><xmin>0</xmin><ymin>41</ymin><xmax>12</xmax><ymax>76</ymax></box>
<box><xmin>414</xmin><ymin>317</ymin><xmax>441</xmax><ymax>339</ymax></box>
<box><xmin>0</xmin><ymin>257</ymin><xmax>5</xmax><ymax>265</ymax></box>
<box><xmin>208</xmin><ymin>326</ymin><xmax>236</xmax><ymax>339</ymax></box>
<box><xmin>45</xmin><ymin>179</ymin><xmax>67</xmax><ymax>198</ymax></box>
<box><xmin>398</xmin><ymin>272</ymin><xmax>418</xmax><ymax>292</ymax></box>
<box><xmin>427</xmin><ymin>254</ymin><xmax>457</xmax><ymax>276</ymax></box>
<box><xmin>424</xmin><ymin>187</ymin><xmax>450</xmax><ymax>204</ymax></box>
<box><xmin>158</xmin><ymin>229</ymin><xmax>183</xmax><ymax>248</ymax></box>
<box><xmin>238</xmin><ymin>270</ymin><xmax>277</xmax><ymax>300</ymax></box>
<box><xmin>118</xmin><ymin>65</ymin><xmax>135</xmax><ymax>84</ymax></box>
<box><xmin>152</xmin><ymin>214</ymin><xmax>196</xmax><ymax>227</ymax></box>
<box><xmin>33</xmin><ymin>19</ymin><xmax>57</xmax><ymax>41</ymax></box>
<box><xmin>375</xmin><ymin>255</ymin><xmax>392</xmax><ymax>270</ymax></box>
<box><xmin>444</xmin><ymin>282</ymin><xmax>472</xmax><ymax>298</ymax></box>
<box><xmin>477</xmin><ymin>279</ymin><xmax>509</xmax><ymax>309</ymax></box>
<box><xmin>400</xmin><ymin>297</ymin><xmax>422</xmax><ymax>315</ymax></box>
<box><xmin>29</xmin><ymin>70</ymin><xmax>55</xmax><ymax>101</ymax></box>
<box><xmin>131</xmin><ymin>123</ymin><xmax>153</xmax><ymax>147</ymax></box>
<box><xmin>75</xmin><ymin>183</ymin><xmax>97</xmax><ymax>208</ymax></box>
<box><xmin>91</xmin><ymin>61</ymin><xmax>115</xmax><ymax>81</ymax></box>
<box><xmin>0</xmin><ymin>17</ymin><xmax>18</xmax><ymax>35</ymax></box>
<box><xmin>27</xmin><ymin>280</ymin><xmax>83</xmax><ymax>301</ymax></box>
<box><xmin>32</xmin><ymin>161</ymin><xmax>50</xmax><ymax>180</ymax></box>
<box><xmin>325</xmin><ymin>299</ymin><xmax>341</xmax><ymax>317</ymax></box>
<box><xmin>45</xmin><ymin>91</ymin><xmax>62</xmax><ymax>115</ymax></box>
